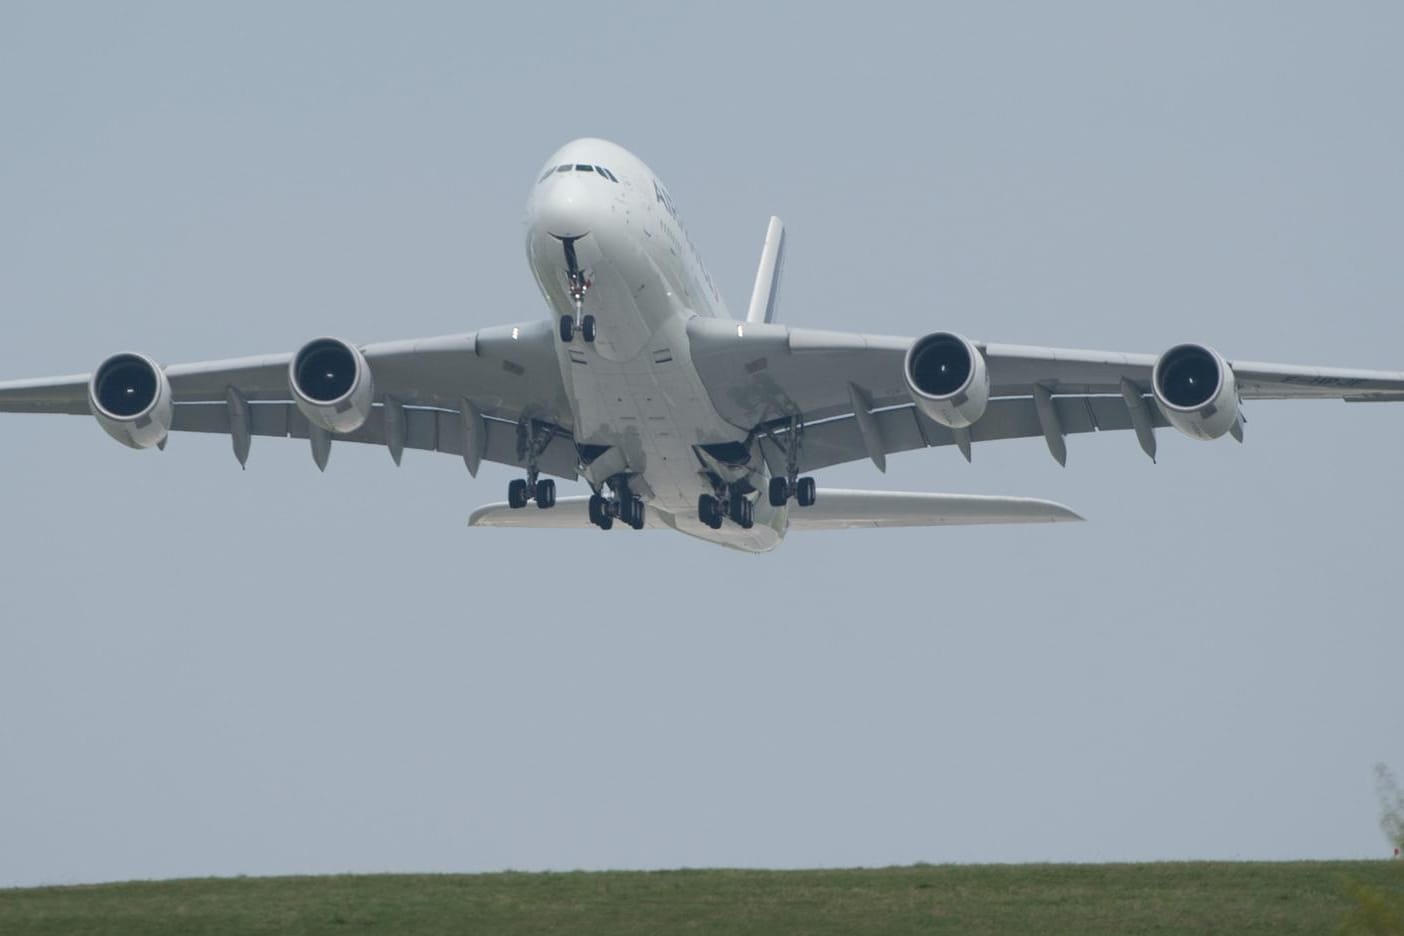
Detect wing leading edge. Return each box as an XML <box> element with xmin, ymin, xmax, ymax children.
<box><xmin>686</xmin><ymin>319</ymin><xmax>1404</xmax><ymax>474</ymax></box>
<box><xmin>0</xmin><ymin>322</ymin><xmax>578</xmax><ymax>476</ymax></box>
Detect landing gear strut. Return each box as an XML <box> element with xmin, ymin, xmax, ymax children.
<box><xmin>557</xmin><ymin>236</ymin><xmax>596</xmax><ymax>344</ymax></box>
<box><xmin>507</xmin><ymin>419</ymin><xmax>559</xmax><ymax>509</ymax></box>
<box><xmin>766</xmin><ymin>416</ymin><xmax>817</xmax><ymax>508</ymax></box>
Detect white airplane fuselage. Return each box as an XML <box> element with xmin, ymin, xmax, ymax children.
<box><xmin>524</xmin><ymin>138</ymin><xmax>785</xmax><ymax>551</ymax></box>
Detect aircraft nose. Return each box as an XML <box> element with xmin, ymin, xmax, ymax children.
<box><xmin>536</xmin><ymin>174</ymin><xmax>594</xmax><ymax>239</ymax></box>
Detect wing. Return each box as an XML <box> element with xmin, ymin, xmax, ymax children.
<box><xmin>686</xmin><ymin>319</ymin><xmax>1404</xmax><ymax>472</ymax></box>
<box><xmin>783</xmin><ymin>490</ymin><xmax>1082</xmax><ymax>529</ymax></box>
<box><xmin>0</xmin><ymin>321</ymin><xmax>580</xmax><ymax>477</ymax></box>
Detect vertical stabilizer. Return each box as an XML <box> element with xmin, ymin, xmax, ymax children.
<box><xmin>745</xmin><ymin>216</ymin><xmax>785</xmax><ymax>324</ymax></box>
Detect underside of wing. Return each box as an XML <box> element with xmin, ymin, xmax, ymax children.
<box><xmin>0</xmin><ymin>322</ymin><xmax>579</xmax><ymax>476</ymax></box>
<box><xmin>687</xmin><ymin>319</ymin><xmax>1404</xmax><ymax>473</ymax></box>
<box><xmin>785</xmin><ymin>490</ymin><xmax>1083</xmax><ymax>530</ymax></box>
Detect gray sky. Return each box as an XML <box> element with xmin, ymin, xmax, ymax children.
<box><xmin>2</xmin><ymin>1</ymin><xmax>1402</xmax><ymax>888</ymax></box>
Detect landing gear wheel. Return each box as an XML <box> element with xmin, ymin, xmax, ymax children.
<box><xmin>699</xmin><ymin>494</ymin><xmax>723</xmax><ymax>530</ymax></box>
<box><xmin>589</xmin><ymin>493</ymin><xmax>606</xmax><ymax>527</ymax></box>
<box><xmin>728</xmin><ymin>491</ymin><xmax>754</xmax><ymax>529</ymax></box>
<box><xmin>768</xmin><ymin>476</ymin><xmax>789</xmax><ymax>507</ymax></box>
<box><xmin>507</xmin><ymin>478</ymin><xmax>529</xmax><ymax>509</ymax></box>
<box><xmin>729</xmin><ymin>490</ymin><xmax>747</xmax><ymax>523</ymax></box>
<box><xmin>598</xmin><ymin>515</ymin><xmax>613</xmax><ymax>530</ymax></box>
<box><xmin>559</xmin><ymin>315</ymin><xmax>575</xmax><ymax>343</ymax></box>
<box><xmin>581</xmin><ymin>315</ymin><xmax>597</xmax><ymax>343</ymax></box>
<box><xmin>796</xmin><ymin>476</ymin><xmax>817</xmax><ymax>507</ymax></box>
<box><xmin>617</xmin><ymin>496</ymin><xmax>644</xmax><ymax>530</ymax></box>
<box><xmin>535</xmin><ymin>479</ymin><xmax>556</xmax><ymax>509</ymax></box>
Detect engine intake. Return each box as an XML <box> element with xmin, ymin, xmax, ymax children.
<box><xmin>88</xmin><ymin>353</ymin><xmax>173</xmax><ymax>449</ymax></box>
<box><xmin>290</xmin><ymin>337</ymin><xmax>374</xmax><ymax>434</ymax></box>
<box><xmin>903</xmin><ymin>331</ymin><xmax>989</xmax><ymax>429</ymax></box>
<box><xmin>1152</xmin><ymin>343</ymin><xmax>1239</xmax><ymax>440</ymax></box>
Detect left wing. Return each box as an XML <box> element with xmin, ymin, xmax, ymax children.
<box><xmin>0</xmin><ymin>322</ymin><xmax>582</xmax><ymax>477</ymax></box>
<box><xmin>686</xmin><ymin>319</ymin><xmax>1404</xmax><ymax>472</ymax></box>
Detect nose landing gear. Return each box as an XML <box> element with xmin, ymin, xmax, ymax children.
<box><xmin>558</xmin><ymin>312</ymin><xmax>598</xmax><ymax>344</ymax></box>
<box><xmin>557</xmin><ymin>236</ymin><xmax>597</xmax><ymax>344</ymax></box>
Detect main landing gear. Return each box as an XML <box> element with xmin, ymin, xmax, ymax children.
<box><xmin>508</xmin><ymin>476</ymin><xmax>556</xmax><ymax>509</ymax></box>
<box><xmin>507</xmin><ymin>419</ymin><xmax>559</xmax><ymax>510</ymax></box>
<box><xmin>766</xmin><ymin>416</ymin><xmax>817</xmax><ymax>508</ymax></box>
<box><xmin>587</xmin><ymin>477</ymin><xmax>645</xmax><ymax>531</ymax></box>
<box><xmin>697</xmin><ymin>487</ymin><xmax>754</xmax><ymax>530</ymax></box>
<box><xmin>768</xmin><ymin>475</ymin><xmax>817</xmax><ymax>508</ymax></box>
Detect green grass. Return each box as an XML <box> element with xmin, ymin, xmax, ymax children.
<box><xmin>1</xmin><ymin>862</ymin><xmax>1399</xmax><ymax>935</ymax></box>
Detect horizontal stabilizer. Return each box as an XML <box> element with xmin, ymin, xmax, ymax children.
<box><xmin>468</xmin><ymin>497</ymin><xmax>665</xmax><ymax>529</ymax></box>
<box><xmin>786</xmin><ymin>490</ymin><xmax>1082</xmax><ymax>530</ymax></box>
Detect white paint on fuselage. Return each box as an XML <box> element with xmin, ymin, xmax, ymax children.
<box><xmin>523</xmin><ymin>138</ymin><xmax>786</xmax><ymax>552</ymax></box>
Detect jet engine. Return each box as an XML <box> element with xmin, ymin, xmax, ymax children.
<box><xmin>903</xmin><ymin>331</ymin><xmax>989</xmax><ymax>428</ymax></box>
<box><xmin>88</xmin><ymin>353</ymin><xmax>173</xmax><ymax>449</ymax></box>
<box><xmin>290</xmin><ymin>337</ymin><xmax>374</xmax><ymax>433</ymax></box>
<box><xmin>1152</xmin><ymin>343</ymin><xmax>1239</xmax><ymax>440</ymax></box>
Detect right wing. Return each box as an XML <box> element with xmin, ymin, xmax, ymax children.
<box><xmin>0</xmin><ymin>321</ymin><xmax>581</xmax><ymax>477</ymax></box>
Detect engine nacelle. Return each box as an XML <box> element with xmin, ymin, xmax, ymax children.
<box><xmin>1152</xmin><ymin>343</ymin><xmax>1239</xmax><ymax>441</ymax></box>
<box><xmin>903</xmin><ymin>331</ymin><xmax>990</xmax><ymax>429</ymax></box>
<box><xmin>88</xmin><ymin>353</ymin><xmax>173</xmax><ymax>450</ymax></box>
<box><xmin>290</xmin><ymin>337</ymin><xmax>374</xmax><ymax>434</ymax></box>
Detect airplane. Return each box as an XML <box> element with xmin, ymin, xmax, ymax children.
<box><xmin>3</xmin><ymin>137</ymin><xmax>1404</xmax><ymax>553</ymax></box>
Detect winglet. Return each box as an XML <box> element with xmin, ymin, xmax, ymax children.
<box><xmin>745</xmin><ymin>216</ymin><xmax>785</xmax><ymax>324</ymax></box>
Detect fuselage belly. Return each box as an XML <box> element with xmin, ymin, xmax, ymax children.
<box><xmin>524</xmin><ymin>139</ymin><xmax>784</xmax><ymax>551</ymax></box>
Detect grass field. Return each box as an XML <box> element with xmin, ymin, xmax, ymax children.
<box><xmin>1</xmin><ymin>861</ymin><xmax>1399</xmax><ymax>935</ymax></box>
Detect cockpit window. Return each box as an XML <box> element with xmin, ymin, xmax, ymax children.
<box><xmin>538</xmin><ymin>163</ymin><xmax>620</xmax><ymax>183</ymax></box>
